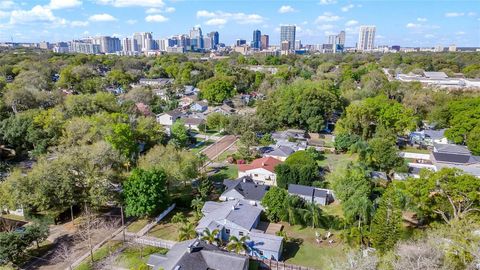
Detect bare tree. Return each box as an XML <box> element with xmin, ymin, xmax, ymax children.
<box><xmin>331</xmin><ymin>250</ymin><xmax>378</xmax><ymax>270</ymax></box>
<box><xmin>392</xmin><ymin>239</ymin><xmax>444</xmax><ymax>270</ymax></box>
<box><xmin>53</xmin><ymin>242</ymin><xmax>75</xmax><ymax>270</ymax></box>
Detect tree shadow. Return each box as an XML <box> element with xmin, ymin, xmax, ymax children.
<box><xmin>281</xmin><ymin>237</ymin><xmax>303</xmax><ymax>261</ymax></box>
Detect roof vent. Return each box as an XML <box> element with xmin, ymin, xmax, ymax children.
<box><xmin>262</xmin><ymin>162</ymin><xmax>266</xmax><ymax>166</ymax></box>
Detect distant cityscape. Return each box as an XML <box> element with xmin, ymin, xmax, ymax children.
<box><xmin>1</xmin><ymin>25</ymin><xmax>479</xmax><ymax>55</ymax></box>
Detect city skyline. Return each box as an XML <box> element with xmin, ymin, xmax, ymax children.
<box><xmin>0</xmin><ymin>0</ymin><xmax>479</xmax><ymax>47</ymax></box>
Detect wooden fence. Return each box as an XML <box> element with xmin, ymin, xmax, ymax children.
<box><xmin>251</xmin><ymin>257</ymin><xmax>317</xmax><ymax>270</ymax></box>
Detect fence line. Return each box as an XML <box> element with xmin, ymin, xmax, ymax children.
<box><xmin>137</xmin><ymin>203</ymin><xmax>176</xmax><ymax>237</ymax></box>
<box><xmin>133</xmin><ymin>236</ymin><xmax>176</xmax><ymax>249</ymax></box>
<box><xmin>250</xmin><ymin>257</ymin><xmax>317</xmax><ymax>270</ymax></box>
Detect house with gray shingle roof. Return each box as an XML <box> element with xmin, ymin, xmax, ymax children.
<box><xmin>288</xmin><ymin>184</ymin><xmax>334</xmax><ymax>206</ymax></box>
<box><xmin>263</xmin><ymin>145</ymin><xmax>295</xmax><ymax>161</ymax></box>
<box><xmin>195</xmin><ymin>199</ymin><xmax>283</xmax><ymax>260</ymax></box>
<box><xmin>220</xmin><ymin>176</ymin><xmax>269</xmax><ymax>206</ymax></box>
<box><xmin>147</xmin><ymin>239</ymin><xmax>249</xmax><ymax>270</ymax></box>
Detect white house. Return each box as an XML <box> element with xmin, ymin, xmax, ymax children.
<box><xmin>238</xmin><ymin>157</ymin><xmax>283</xmax><ymax>186</ymax></box>
<box><xmin>156</xmin><ymin>109</ymin><xmax>182</xmax><ymax>126</ymax></box>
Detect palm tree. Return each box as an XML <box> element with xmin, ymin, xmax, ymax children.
<box><xmin>171</xmin><ymin>212</ymin><xmax>186</xmax><ymax>224</ymax></box>
<box><xmin>226</xmin><ymin>235</ymin><xmax>250</xmax><ymax>254</ymax></box>
<box><xmin>191</xmin><ymin>197</ymin><xmax>204</xmax><ymax>219</ymax></box>
<box><xmin>201</xmin><ymin>228</ymin><xmax>221</xmax><ymax>245</ymax></box>
<box><xmin>285</xmin><ymin>196</ymin><xmax>301</xmax><ymax>225</ymax></box>
<box><xmin>302</xmin><ymin>202</ymin><xmax>323</xmax><ymax>228</ymax></box>
<box><xmin>178</xmin><ymin>222</ymin><xmax>197</xmax><ymax>241</ymax></box>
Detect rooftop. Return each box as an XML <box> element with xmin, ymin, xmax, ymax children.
<box><xmin>223</xmin><ymin>176</ymin><xmax>270</xmax><ymax>201</ymax></box>
<box><xmin>147</xmin><ymin>239</ymin><xmax>249</xmax><ymax>270</ymax></box>
<box><xmin>197</xmin><ymin>200</ymin><xmax>262</xmax><ymax>232</ymax></box>
<box><xmin>238</xmin><ymin>157</ymin><xmax>283</xmax><ymax>173</ymax></box>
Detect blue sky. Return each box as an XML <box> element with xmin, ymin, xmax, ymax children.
<box><xmin>0</xmin><ymin>0</ymin><xmax>479</xmax><ymax>47</ymax></box>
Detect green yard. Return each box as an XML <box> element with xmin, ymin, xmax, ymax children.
<box><xmin>127</xmin><ymin>218</ymin><xmax>150</xmax><ymax>233</ymax></box>
<box><xmin>281</xmin><ymin>223</ymin><xmax>347</xmax><ymax>270</ymax></box>
<box><xmin>115</xmin><ymin>245</ymin><xmax>167</xmax><ymax>269</ymax></box>
<box><xmin>148</xmin><ymin>209</ymin><xmax>196</xmax><ymax>241</ymax></box>
<box><xmin>317</xmin><ymin>153</ymin><xmax>358</xmax><ymax>171</ymax></box>
<box><xmin>190</xmin><ymin>140</ymin><xmax>214</xmax><ymax>154</ymax></box>
<box><xmin>208</xmin><ymin>165</ymin><xmax>238</xmax><ymax>182</ymax></box>
<box><xmin>401</xmin><ymin>146</ymin><xmax>430</xmax><ymax>154</ymax></box>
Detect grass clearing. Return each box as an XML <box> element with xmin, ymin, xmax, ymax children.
<box><xmin>2</xmin><ymin>214</ymin><xmax>27</xmax><ymax>222</ymax></box>
<box><xmin>321</xmin><ymin>202</ymin><xmax>344</xmax><ymax>219</ymax></box>
<box><xmin>148</xmin><ymin>208</ymin><xmax>196</xmax><ymax>241</ymax></box>
<box><xmin>127</xmin><ymin>218</ymin><xmax>150</xmax><ymax>233</ymax></box>
<box><xmin>282</xmin><ymin>223</ymin><xmax>347</xmax><ymax>270</ymax></box>
<box><xmin>190</xmin><ymin>140</ymin><xmax>214</xmax><ymax>154</ymax></box>
<box><xmin>208</xmin><ymin>165</ymin><xmax>238</xmax><ymax>182</ymax></box>
<box><xmin>401</xmin><ymin>146</ymin><xmax>430</xmax><ymax>154</ymax></box>
<box><xmin>318</xmin><ymin>153</ymin><xmax>358</xmax><ymax>171</ymax></box>
<box><xmin>116</xmin><ymin>245</ymin><xmax>167</xmax><ymax>268</ymax></box>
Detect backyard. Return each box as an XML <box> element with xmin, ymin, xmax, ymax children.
<box><xmin>148</xmin><ymin>208</ymin><xmax>197</xmax><ymax>241</ymax></box>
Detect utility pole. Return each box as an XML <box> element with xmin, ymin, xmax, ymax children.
<box><xmin>120</xmin><ymin>205</ymin><xmax>126</xmax><ymax>242</ymax></box>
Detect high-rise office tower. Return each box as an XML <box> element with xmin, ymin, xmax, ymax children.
<box><xmin>294</xmin><ymin>40</ymin><xmax>302</xmax><ymax>50</ymax></box>
<box><xmin>189</xmin><ymin>27</ymin><xmax>203</xmax><ymax>49</ymax></box>
<box><xmin>337</xmin><ymin>30</ymin><xmax>346</xmax><ymax>46</ymax></box>
<box><xmin>132</xmin><ymin>32</ymin><xmax>153</xmax><ymax>52</ymax></box>
<box><xmin>327</xmin><ymin>35</ymin><xmax>337</xmax><ymax>45</ymax></box>
<box><xmin>208</xmin><ymin>31</ymin><xmax>219</xmax><ymax>48</ymax></box>
<box><xmin>236</xmin><ymin>39</ymin><xmax>247</xmax><ymax>46</ymax></box>
<box><xmin>92</xmin><ymin>36</ymin><xmax>121</xmax><ymax>53</ymax></box>
<box><xmin>261</xmin><ymin>34</ymin><xmax>269</xmax><ymax>50</ymax></box>
<box><xmin>121</xmin><ymin>38</ymin><xmax>132</xmax><ymax>52</ymax></box>
<box><xmin>252</xmin><ymin>29</ymin><xmax>261</xmax><ymax>49</ymax></box>
<box><xmin>357</xmin><ymin>26</ymin><xmax>376</xmax><ymax>51</ymax></box>
<box><xmin>203</xmin><ymin>36</ymin><xmax>212</xmax><ymax>50</ymax></box>
<box><xmin>280</xmin><ymin>25</ymin><xmax>296</xmax><ymax>50</ymax></box>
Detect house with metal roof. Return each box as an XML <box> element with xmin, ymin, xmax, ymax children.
<box><xmin>287</xmin><ymin>184</ymin><xmax>334</xmax><ymax>206</ymax></box>
<box><xmin>220</xmin><ymin>176</ymin><xmax>269</xmax><ymax>206</ymax></box>
<box><xmin>147</xmin><ymin>239</ymin><xmax>249</xmax><ymax>270</ymax></box>
<box><xmin>195</xmin><ymin>199</ymin><xmax>283</xmax><ymax>260</ymax></box>
<box><xmin>431</xmin><ymin>142</ymin><xmax>478</xmax><ymax>165</ymax></box>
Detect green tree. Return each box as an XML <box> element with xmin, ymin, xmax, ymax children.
<box><xmin>261</xmin><ymin>187</ymin><xmax>289</xmax><ymax>222</ymax></box>
<box><xmin>226</xmin><ymin>235</ymin><xmax>250</xmax><ymax>254</ymax></box>
<box><xmin>170</xmin><ymin>120</ymin><xmax>189</xmax><ymax>148</ymax></box>
<box><xmin>334</xmin><ymin>133</ymin><xmax>361</xmax><ymax>152</ymax></box>
<box><xmin>206</xmin><ymin>112</ymin><xmax>229</xmax><ymax>130</ymax></box>
<box><xmin>201</xmin><ymin>228</ymin><xmax>221</xmax><ymax>245</ymax></box>
<box><xmin>275</xmin><ymin>150</ymin><xmax>321</xmax><ymax>188</ymax></box>
<box><xmin>105</xmin><ymin>123</ymin><xmax>137</xmax><ymax>159</ymax></box>
<box><xmin>123</xmin><ymin>168</ymin><xmax>169</xmax><ymax>217</ymax></box>
<box><xmin>171</xmin><ymin>212</ymin><xmax>186</xmax><ymax>224</ymax></box>
<box><xmin>370</xmin><ymin>187</ymin><xmax>403</xmax><ymax>253</ymax></box>
<box><xmin>24</xmin><ymin>223</ymin><xmax>49</xmax><ymax>248</ymax></box>
<box><xmin>199</xmin><ymin>75</ymin><xmax>235</xmax><ymax>103</ymax></box>
<box><xmin>178</xmin><ymin>222</ymin><xmax>196</xmax><ymax>241</ymax></box>
<box><xmin>362</xmin><ymin>133</ymin><xmax>404</xmax><ymax>179</ymax></box>
<box><xmin>191</xmin><ymin>197</ymin><xmax>204</xmax><ymax>219</ymax></box>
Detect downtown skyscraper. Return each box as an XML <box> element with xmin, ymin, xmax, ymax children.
<box><xmin>357</xmin><ymin>26</ymin><xmax>376</xmax><ymax>51</ymax></box>
<box><xmin>252</xmin><ymin>29</ymin><xmax>261</xmax><ymax>49</ymax></box>
<box><xmin>280</xmin><ymin>25</ymin><xmax>296</xmax><ymax>50</ymax></box>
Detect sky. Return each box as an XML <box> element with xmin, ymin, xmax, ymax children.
<box><xmin>0</xmin><ymin>0</ymin><xmax>479</xmax><ymax>47</ymax></box>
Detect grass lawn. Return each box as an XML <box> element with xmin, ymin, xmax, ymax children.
<box><xmin>321</xmin><ymin>202</ymin><xmax>344</xmax><ymax>219</ymax></box>
<box><xmin>127</xmin><ymin>218</ymin><xmax>150</xmax><ymax>233</ymax></box>
<box><xmin>115</xmin><ymin>245</ymin><xmax>167</xmax><ymax>269</ymax></box>
<box><xmin>148</xmin><ymin>208</ymin><xmax>196</xmax><ymax>241</ymax></box>
<box><xmin>401</xmin><ymin>146</ymin><xmax>430</xmax><ymax>154</ymax></box>
<box><xmin>190</xmin><ymin>140</ymin><xmax>214</xmax><ymax>154</ymax></box>
<box><xmin>213</xmin><ymin>148</ymin><xmax>236</xmax><ymax>162</ymax></box>
<box><xmin>317</xmin><ymin>153</ymin><xmax>358</xmax><ymax>171</ymax></box>
<box><xmin>75</xmin><ymin>241</ymin><xmax>123</xmax><ymax>270</ymax></box>
<box><xmin>282</xmin><ymin>223</ymin><xmax>347</xmax><ymax>270</ymax></box>
<box><xmin>208</xmin><ymin>165</ymin><xmax>238</xmax><ymax>183</ymax></box>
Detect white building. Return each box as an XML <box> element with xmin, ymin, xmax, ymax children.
<box><xmin>357</xmin><ymin>25</ymin><xmax>376</xmax><ymax>51</ymax></box>
<box><xmin>238</xmin><ymin>157</ymin><xmax>283</xmax><ymax>186</ymax></box>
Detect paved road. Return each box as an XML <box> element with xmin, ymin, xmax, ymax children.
<box><xmin>201</xmin><ymin>135</ymin><xmax>237</xmax><ymax>161</ymax></box>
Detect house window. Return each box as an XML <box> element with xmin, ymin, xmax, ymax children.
<box><xmin>239</xmin><ymin>231</ymin><xmax>244</xmax><ymax>236</ymax></box>
<box><xmin>259</xmin><ymin>250</ymin><xmax>264</xmax><ymax>256</ymax></box>
<box><xmin>254</xmin><ymin>174</ymin><xmax>258</xmax><ymax>177</ymax></box>
<box><xmin>226</xmin><ymin>229</ymin><xmax>230</xmax><ymax>234</ymax></box>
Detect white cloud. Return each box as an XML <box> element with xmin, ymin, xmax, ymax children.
<box><xmin>317</xmin><ymin>24</ymin><xmax>333</xmax><ymax>30</ymax></box>
<box><xmin>319</xmin><ymin>0</ymin><xmax>337</xmax><ymax>5</ymax></box>
<box><xmin>196</xmin><ymin>10</ymin><xmax>264</xmax><ymax>24</ymax></box>
<box><xmin>456</xmin><ymin>31</ymin><xmax>465</xmax><ymax>35</ymax></box>
<box><xmin>97</xmin><ymin>0</ymin><xmax>165</xmax><ymax>8</ymax></box>
<box><xmin>0</xmin><ymin>1</ymin><xmax>15</xmax><ymax>9</ymax></box>
<box><xmin>417</xmin><ymin>17</ymin><xmax>427</xmax><ymax>22</ymax></box>
<box><xmin>468</xmin><ymin>12</ymin><xmax>476</xmax><ymax>16</ymax></box>
<box><xmin>145</xmin><ymin>14</ymin><xmax>168</xmax><ymax>22</ymax></box>
<box><xmin>205</xmin><ymin>18</ymin><xmax>227</xmax><ymax>26</ymax></box>
<box><xmin>406</xmin><ymin>23</ymin><xmax>421</xmax><ymax>28</ymax></box>
<box><xmin>0</xmin><ymin>10</ymin><xmax>9</xmax><ymax>19</ymax></box>
<box><xmin>48</xmin><ymin>0</ymin><xmax>82</xmax><ymax>10</ymax></box>
<box><xmin>89</xmin><ymin>13</ymin><xmax>117</xmax><ymax>22</ymax></box>
<box><xmin>165</xmin><ymin>7</ymin><xmax>175</xmax><ymax>13</ymax></box>
<box><xmin>341</xmin><ymin>4</ymin><xmax>354</xmax><ymax>12</ymax></box>
<box><xmin>345</xmin><ymin>19</ymin><xmax>358</xmax><ymax>26</ymax></box>
<box><xmin>445</xmin><ymin>12</ymin><xmax>465</xmax><ymax>17</ymax></box>
<box><xmin>146</xmin><ymin>8</ymin><xmax>162</xmax><ymax>14</ymax></box>
<box><xmin>71</xmin><ymin>20</ymin><xmax>89</xmax><ymax>27</ymax></box>
<box><xmin>9</xmin><ymin>5</ymin><xmax>58</xmax><ymax>24</ymax></box>
<box><xmin>278</xmin><ymin>5</ymin><xmax>296</xmax><ymax>14</ymax></box>
<box><xmin>315</xmin><ymin>12</ymin><xmax>340</xmax><ymax>23</ymax></box>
